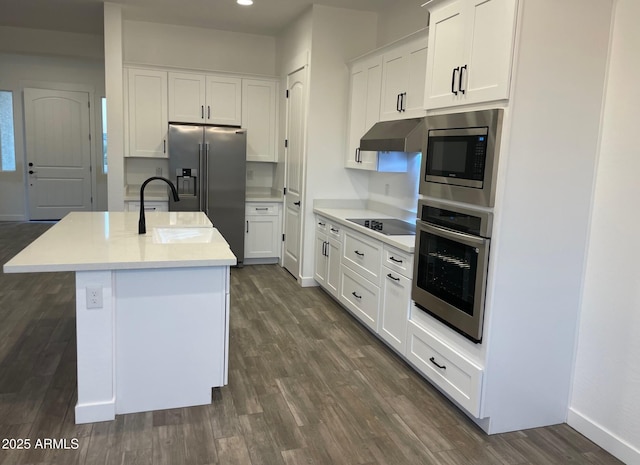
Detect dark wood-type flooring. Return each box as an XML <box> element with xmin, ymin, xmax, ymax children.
<box><xmin>0</xmin><ymin>222</ymin><xmax>624</xmax><ymax>465</ymax></box>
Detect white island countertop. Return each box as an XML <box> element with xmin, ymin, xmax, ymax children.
<box><xmin>3</xmin><ymin>211</ymin><xmax>237</xmax><ymax>273</ymax></box>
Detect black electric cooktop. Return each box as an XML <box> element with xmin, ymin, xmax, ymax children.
<box><xmin>346</xmin><ymin>218</ymin><xmax>416</xmax><ymax>236</ymax></box>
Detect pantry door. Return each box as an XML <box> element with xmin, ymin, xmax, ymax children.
<box><xmin>282</xmin><ymin>65</ymin><xmax>307</xmax><ymax>280</ymax></box>
<box><xmin>24</xmin><ymin>87</ymin><xmax>93</xmax><ymax>220</ymax></box>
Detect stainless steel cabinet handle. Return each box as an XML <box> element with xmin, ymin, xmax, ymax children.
<box><xmin>352</xmin><ymin>291</ymin><xmax>362</xmax><ymax>300</ymax></box>
<box><xmin>429</xmin><ymin>357</ymin><xmax>446</xmax><ymax>370</ymax></box>
<box><xmin>354</xmin><ymin>250</ymin><xmax>364</xmax><ymax>257</ymax></box>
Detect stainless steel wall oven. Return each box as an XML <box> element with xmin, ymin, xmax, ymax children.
<box><xmin>420</xmin><ymin>109</ymin><xmax>503</xmax><ymax>207</ymax></box>
<box><xmin>411</xmin><ymin>199</ymin><xmax>492</xmax><ymax>343</ymax></box>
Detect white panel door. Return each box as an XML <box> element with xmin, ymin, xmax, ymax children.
<box><xmin>24</xmin><ymin>88</ymin><xmax>92</xmax><ymax>220</ymax></box>
<box><xmin>282</xmin><ymin>66</ymin><xmax>307</xmax><ymax>279</ymax></box>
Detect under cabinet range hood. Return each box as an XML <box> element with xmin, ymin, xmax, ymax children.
<box><xmin>359</xmin><ymin>117</ymin><xmax>425</xmax><ymax>153</ymax></box>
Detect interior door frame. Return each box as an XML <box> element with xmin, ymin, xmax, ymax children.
<box><xmin>282</xmin><ymin>51</ymin><xmax>310</xmax><ymax>283</ymax></box>
<box><xmin>20</xmin><ymin>80</ymin><xmax>99</xmax><ymax>219</ymax></box>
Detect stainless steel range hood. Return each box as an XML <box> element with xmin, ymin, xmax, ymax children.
<box><xmin>359</xmin><ymin>117</ymin><xmax>425</xmax><ymax>152</ymax></box>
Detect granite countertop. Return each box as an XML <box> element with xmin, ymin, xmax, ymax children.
<box><xmin>313</xmin><ymin>206</ymin><xmax>416</xmax><ymax>253</ymax></box>
<box><xmin>3</xmin><ymin>212</ymin><xmax>236</xmax><ymax>273</ymax></box>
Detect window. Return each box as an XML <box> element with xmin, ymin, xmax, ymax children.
<box><xmin>101</xmin><ymin>97</ymin><xmax>108</xmax><ymax>174</ymax></box>
<box><xmin>0</xmin><ymin>90</ymin><xmax>16</xmax><ymax>172</ymax></box>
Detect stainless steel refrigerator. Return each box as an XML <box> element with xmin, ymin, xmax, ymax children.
<box><xmin>168</xmin><ymin>123</ymin><xmax>246</xmax><ymax>265</ymax></box>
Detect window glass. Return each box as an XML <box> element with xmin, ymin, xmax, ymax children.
<box><xmin>0</xmin><ymin>90</ymin><xmax>16</xmax><ymax>172</ymax></box>
<box><xmin>101</xmin><ymin>97</ymin><xmax>108</xmax><ymax>174</ymax></box>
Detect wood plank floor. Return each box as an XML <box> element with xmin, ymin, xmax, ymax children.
<box><xmin>0</xmin><ymin>222</ymin><xmax>624</xmax><ymax>465</ymax></box>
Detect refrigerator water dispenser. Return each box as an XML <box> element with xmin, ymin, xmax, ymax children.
<box><xmin>176</xmin><ymin>168</ymin><xmax>197</xmax><ymax>197</ymax></box>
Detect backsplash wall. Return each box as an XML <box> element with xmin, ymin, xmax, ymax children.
<box><xmin>367</xmin><ymin>152</ymin><xmax>421</xmax><ymax>214</ymax></box>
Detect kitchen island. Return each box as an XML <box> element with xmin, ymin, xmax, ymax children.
<box><xmin>3</xmin><ymin>211</ymin><xmax>236</xmax><ymax>424</ymax></box>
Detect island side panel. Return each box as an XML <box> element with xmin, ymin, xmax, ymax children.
<box><xmin>75</xmin><ymin>270</ymin><xmax>116</xmax><ymax>424</ymax></box>
<box><xmin>113</xmin><ymin>266</ymin><xmax>229</xmax><ymax>415</ymax></box>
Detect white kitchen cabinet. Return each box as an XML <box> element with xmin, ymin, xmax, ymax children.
<box><xmin>242</xmin><ymin>79</ymin><xmax>277</xmax><ymax>162</ymax></box>
<box><xmin>167</xmin><ymin>72</ymin><xmax>241</xmax><ymax>126</ymax></box>
<box><xmin>342</xmin><ymin>229</ymin><xmax>383</xmax><ymax>285</ymax></box>
<box><xmin>340</xmin><ymin>264</ymin><xmax>381</xmax><ymax>332</ymax></box>
<box><xmin>424</xmin><ymin>0</ymin><xmax>518</xmax><ymax>110</ymax></box>
<box><xmin>125</xmin><ymin>200</ymin><xmax>168</xmax><ymax>212</ymax></box>
<box><xmin>380</xmin><ymin>245</ymin><xmax>413</xmax><ymax>354</ymax></box>
<box><xmin>127</xmin><ymin>68</ymin><xmax>168</xmax><ymax>158</ymax></box>
<box><xmin>314</xmin><ymin>217</ymin><xmax>343</xmax><ymax>299</ymax></box>
<box><xmin>244</xmin><ymin>203</ymin><xmax>281</xmax><ymax>260</ymax></box>
<box><xmin>345</xmin><ymin>55</ymin><xmax>382</xmax><ymax>170</ymax></box>
<box><xmin>379</xmin><ymin>36</ymin><xmax>428</xmax><ymax>121</ymax></box>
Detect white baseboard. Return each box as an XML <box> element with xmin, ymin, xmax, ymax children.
<box><xmin>299</xmin><ymin>276</ymin><xmax>318</xmax><ymax>288</ymax></box>
<box><xmin>243</xmin><ymin>257</ymin><xmax>279</xmax><ymax>265</ymax></box>
<box><xmin>568</xmin><ymin>407</ymin><xmax>640</xmax><ymax>465</ymax></box>
<box><xmin>0</xmin><ymin>214</ymin><xmax>26</xmax><ymax>222</ymax></box>
<box><xmin>74</xmin><ymin>400</ymin><xmax>116</xmax><ymax>424</ymax></box>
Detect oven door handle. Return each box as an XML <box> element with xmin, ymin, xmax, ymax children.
<box><xmin>419</xmin><ymin>221</ymin><xmax>489</xmax><ymax>247</ymax></box>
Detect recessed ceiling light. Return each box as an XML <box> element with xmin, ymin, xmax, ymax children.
<box><xmin>237</xmin><ymin>0</ymin><xmax>253</xmax><ymax>5</ymax></box>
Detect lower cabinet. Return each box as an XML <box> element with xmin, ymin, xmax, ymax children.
<box><xmin>125</xmin><ymin>200</ymin><xmax>168</xmax><ymax>212</ymax></box>
<box><xmin>406</xmin><ymin>320</ymin><xmax>483</xmax><ymax>417</ymax></box>
<box><xmin>339</xmin><ymin>264</ymin><xmax>381</xmax><ymax>332</ymax></box>
<box><xmin>314</xmin><ymin>217</ymin><xmax>342</xmax><ymax>298</ymax></box>
<box><xmin>245</xmin><ymin>203</ymin><xmax>281</xmax><ymax>260</ymax></box>
<box><xmin>380</xmin><ymin>267</ymin><xmax>411</xmax><ymax>354</ymax></box>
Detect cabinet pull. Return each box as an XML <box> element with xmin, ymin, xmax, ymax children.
<box><xmin>325</xmin><ymin>241</ymin><xmax>330</xmax><ymax>257</ymax></box>
<box><xmin>354</xmin><ymin>250</ymin><xmax>364</xmax><ymax>257</ymax></box>
<box><xmin>386</xmin><ymin>273</ymin><xmax>400</xmax><ymax>281</ymax></box>
<box><xmin>330</xmin><ymin>227</ymin><xmax>339</xmax><ymax>233</ymax></box>
<box><xmin>246</xmin><ymin>220</ymin><xmax>249</xmax><ymax>233</ymax></box>
<box><xmin>429</xmin><ymin>357</ymin><xmax>446</xmax><ymax>370</ymax></box>
<box><xmin>318</xmin><ymin>222</ymin><xmax>326</xmax><ymax>226</ymax></box>
<box><xmin>163</xmin><ymin>139</ymin><xmax>166</xmax><ymax>153</ymax></box>
<box><xmin>400</xmin><ymin>92</ymin><xmax>406</xmax><ymax>112</ymax></box>
<box><xmin>352</xmin><ymin>291</ymin><xmax>362</xmax><ymax>300</ymax></box>
<box><xmin>255</xmin><ymin>207</ymin><xmax>269</xmax><ymax>211</ymax></box>
<box><xmin>201</xmin><ymin>105</ymin><xmax>204</xmax><ymax>119</ymax></box>
<box><xmin>451</xmin><ymin>67</ymin><xmax>460</xmax><ymax>95</ymax></box>
<box><xmin>207</xmin><ymin>105</ymin><xmax>211</xmax><ymax>119</ymax></box>
<box><xmin>294</xmin><ymin>201</ymin><xmax>301</xmax><ymax>206</ymax></box>
<box><xmin>396</xmin><ymin>93</ymin><xmax>402</xmax><ymax>112</ymax></box>
<box><xmin>389</xmin><ymin>256</ymin><xmax>403</xmax><ymax>264</ymax></box>
<box><xmin>459</xmin><ymin>65</ymin><xmax>467</xmax><ymax>94</ymax></box>
<box><xmin>355</xmin><ymin>147</ymin><xmax>361</xmax><ymax>163</ymax></box>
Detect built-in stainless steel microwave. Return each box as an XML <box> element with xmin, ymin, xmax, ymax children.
<box><xmin>420</xmin><ymin>109</ymin><xmax>504</xmax><ymax>207</ymax></box>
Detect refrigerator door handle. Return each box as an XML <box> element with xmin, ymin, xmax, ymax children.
<box><xmin>198</xmin><ymin>143</ymin><xmax>205</xmax><ymax>212</ymax></box>
<box><xmin>205</xmin><ymin>143</ymin><xmax>210</xmax><ymax>214</ymax></box>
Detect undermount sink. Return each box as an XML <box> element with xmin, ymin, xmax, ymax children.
<box><xmin>152</xmin><ymin>227</ymin><xmax>215</xmax><ymax>244</ymax></box>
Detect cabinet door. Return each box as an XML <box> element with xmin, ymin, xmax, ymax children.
<box><xmin>404</xmin><ymin>39</ymin><xmax>428</xmax><ymax>118</ymax></box>
<box><xmin>424</xmin><ymin>1</ymin><xmax>468</xmax><ymax>109</ymax></box>
<box><xmin>346</xmin><ymin>56</ymin><xmax>382</xmax><ymax>170</ymax></box>
<box><xmin>380</xmin><ymin>47</ymin><xmax>409</xmax><ymax>122</ymax></box>
<box><xmin>340</xmin><ymin>265</ymin><xmax>381</xmax><ymax>332</ymax></box>
<box><xmin>326</xmin><ymin>236</ymin><xmax>341</xmax><ymax>298</ymax></box>
<box><xmin>206</xmin><ymin>76</ymin><xmax>242</xmax><ymax>126</ymax></box>
<box><xmin>314</xmin><ymin>231</ymin><xmax>328</xmax><ymax>287</ymax></box>
<box><xmin>380</xmin><ymin>268</ymin><xmax>411</xmax><ymax>354</ymax></box>
<box><xmin>168</xmin><ymin>72</ymin><xmax>206</xmax><ymax>124</ymax></box>
<box><xmin>242</xmin><ymin>79</ymin><xmax>277</xmax><ymax>162</ymax></box>
<box><xmin>463</xmin><ymin>0</ymin><xmax>517</xmax><ymax>104</ymax></box>
<box><xmin>245</xmin><ymin>215</ymin><xmax>279</xmax><ymax>258</ymax></box>
<box><xmin>127</xmin><ymin>69</ymin><xmax>168</xmax><ymax>158</ymax></box>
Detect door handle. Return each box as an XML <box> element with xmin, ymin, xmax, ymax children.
<box><xmin>400</xmin><ymin>92</ymin><xmax>406</xmax><ymax>112</ymax></box>
<box><xmin>28</xmin><ymin>170</ymin><xmax>36</xmax><ymax>175</ymax></box>
<box><xmin>207</xmin><ymin>105</ymin><xmax>211</xmax><ymax>119</ymax></box>
<box><xmin>163</xmin><ymin>139</ymin><xmax>166</xmax><ymax>153</ymax></box>
<box><xmin>201</xmin><ymin>105</ymin><xmax>204</xmax><ymax>119</ymax></box>
<box><xmin>459</xmin><ymin>65</ymin><xmax>467</xmax><ymax>94</ymax></box>
<box><xmin>451</xmin><ymin>67</ymin><xmax>460</xmax><ymax>95</ymax></box>
<box><xmin>294</xmin><ymin>201</ymin><xmax>301</xmax><ymax>206</ymax></box>
<box><xmin>28</xmin><ymin>162</ymin><xmax>34</xmax><ymax>167</ymax></box>
<box><xmin>246</xmin><ymin>220</ymin><xmax>249</xmax><ymax>233</ymax></box>
<box><xmin>396</xmin><ymin>93</ymin><xmax>401</xmax><ymax>112</ymax></box>
<box><xmin>355</xmin><ymin>147</ymin><xmax>360</xmax><ymax>163</ymax></box>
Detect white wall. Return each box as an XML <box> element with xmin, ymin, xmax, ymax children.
<box><xmin>300</xmin><ymin>5</ymin><xmax>378</xmax><ymax>281</ymax></box>
<box><xmin>0</xmin><ymin>26</ymin><xmax>103</xmax><ymax>60</ymax></box>
<box><xmin>570</xmin><ymin>1</ymin><xmax>640</xmax><ymax>463</ymax></box>
<box><xmin>0</xmin><ymin>52</ymin><xmax>106</xmax><ymax>220</ymax></box>
<box><xmin>376</xmin><ymin>1</ymin><xmax>428</xmax><ymax>48</ymax></box>
<box><xmin>123</xmin><ymin>21</ymin><xmax>276</xmax><ymax>76</ymax></box>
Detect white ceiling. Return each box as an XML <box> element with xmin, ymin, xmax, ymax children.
<box><xmin>0</xmin><ymin>0</ymin><xmax>423</xmax><ymax>36</ymax></box>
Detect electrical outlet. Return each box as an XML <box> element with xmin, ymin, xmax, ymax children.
<box><xmin>86</xmin><ymin>286</ymin><xmax>103</xmax><ymax>309</ymax></box>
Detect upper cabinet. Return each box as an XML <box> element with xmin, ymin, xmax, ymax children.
<box><xmin>168</xmin><ymin>72</ymin><xmax>242</xmax><ymax>126</ymax></box>
<box><xmin>345</xmin><ymin>55</ymin><xmax>383</xmax><ymax>170</ymax></box>
<box><xmin>424</xmin><ymin>0</ymin><xmax>518</xmax><ymax>110</ymax></box>
<box><xmin>242</xmin><ymin>79</ymin><xmax>277</xmax><ymax>162</ymax></box>
<box><xmin>127</xmin><ymin>68</ymin><xmax>168</xmax><ymax>158</ymax></box>
<box><xmin>380</xmin><ymin>37</ymin><xmax>428</xmax><ymax>121</ymax></box>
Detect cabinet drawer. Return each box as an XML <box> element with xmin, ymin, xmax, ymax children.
<box><xmin>406</xmin><ymin>320</ymin><xmax>483</xmax><ymax>417</ymax></box>
<box><xmin>327</xmin><ymin>222</ymin><xmax>343</xmax><ymax>241</ymax></box>
<box><xmin>343</xmin><ymin>230</ymin><xmax>382</xmax><ymax>285</ymax></box>
<box><xmin>340</xmin><ymin>265</ymin><xmax>380</xmax><ymax>332</ymax></box>
<box><xmin>126</xmin><ymin>201</ymin><xmax>168</xmax><ymax>212</ymax></box>
<box><xmin>383</xmin><ymin>245</ymin><xmax>414</xmax><ymax>279</ymax></box>
<box><xmin>316</xmin><ymin>216</ymin><xmax>329</xmax><ymax>233</ymax></box>
<box><xmin>246</xmin><ymin>203</ymin><xmax>278</xmax><ymax>215</ymax></box>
